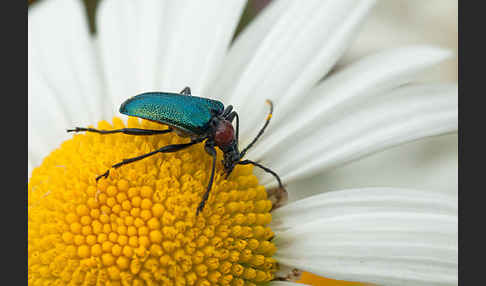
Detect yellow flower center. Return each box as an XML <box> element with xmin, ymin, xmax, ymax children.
<box><xmin>28</xmin><ymin>117</ymin><xmax>277</xmax><ymax>286</ymax></box>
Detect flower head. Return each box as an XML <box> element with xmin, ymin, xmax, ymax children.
<box><xmin>29</xmin><ymin>117</ymin><xmax>279</xmax><ymax>285</ymax></box>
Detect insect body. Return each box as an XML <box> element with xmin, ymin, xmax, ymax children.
<box><xmin>68</xmin><ymin>87</ymin><xmax>284</xmax><ymax>215</ymax></box>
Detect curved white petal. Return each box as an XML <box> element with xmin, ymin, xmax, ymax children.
<box><xmin>155</xmin><ymin>0</ymin><xmax>246</xmax><ymax>94</ymax></box>
<box><xmin>28</xmin><ymin>64</ymin><xmax>70</xmax><ymax>167</ymax></box>
<box><xmin>271</xmin><ymin>188</ymin><xmax>457</xmax><ymax>232</ymax></box>
<box><xmin>204</xmin><ymin>0</ymin><xmax>293</xmax><ymax>100</ymax></box>
<box><xmin>132</xmin><ymin>0</ymin><xmax>165</xmax><ymax>92</ymax></box>
<box><xmin>208</xmin><ymin>0</ymin><xmax>375</xmax><ymax>143</ymax></box>
<box><xmin>339</xmin><ymin>0</ymin><xmax>458</xmax><ymax>83</ymax></box>
<box><xmin>96</xmin><ymin>0</ymin><xmax>140</xmax><ymax>114</ymax></box>
<box><xmin>260</xmin><ymin>83</ymin><xmax>457</xmax><ymax>187</ymax></box>
<box><xmin>29</xmin><ymin>0</ymin><xmax>95</xmax><ymax>166</ymax></box>
<box><xmin>287</xmin><ymin>133</ymin><xmax>457</xmax><ymax>202</ymax></box>
<box><xmin>29</xmin><ymin>0</ymin><xmax>107</xmax><ymax>168</ymax></box>
<box><xmin>97</xmin><ymin>0</ymin><xmax>245</xmax><ymax>112</ymax></box>
<box><xmin>251</xmin><ymin>45</ymin><xmax>452</xmax><ymax>159</ymax></box>
<box><xmin>273</xmin><ymin>188</ymin><xmax>457</xmax><ymax>285</ymax></box>
<box><xmin>29</xmin><ymin>0</ymin><xmax>106</xmax><ymax>123</ymax></box>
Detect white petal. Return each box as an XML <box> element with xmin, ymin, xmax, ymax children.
<box><xmin>155</xmin><ymin>0</ymin><xmax>246</xmax><ymax>93</ymax></box>
<box><xmin>29</xmin><ymin>0</ymin><xmax>107</xmax><ymax>123</ymax></box>
<box><xmin>204</xmin><ymin>0</ymin><xmax>293</xmax><ymax>100</ymax></box>
<box><xmin>260</xmin><ymin>83</ymin><xmax>457</xmax><ymax>187</ymax></box>
<box><xmin>96</xmin><ymin>0</ymin><xmax>139</xmax><ymax>114</ymax></box>
<box><xmin>29</xmin><ymin>0</ymin><xmax>107</xmax><ymax>167</ymax></box>
<box><xmin>271</xmin><ymin>187</ymin><xmax>457</xmax><ymax>232</ymax></box>
<box><xmin>28</xmin><ymin>64</ymin><xmax>70</xmax><ymax>167</ymax></box>
<box><xmin>28</xmin><ymin>158</ymin><xmax>34</xmax><ymax>179</ymax></box>
<box><xmin>208</xmin><ymin>0</ymin><xmax>375</xmax><ymax>143</ymax></box>
<box><xmin>97</xmin><ymin>0</ymin><xmax>245</xmax><ymax>110</ymax></box>
<box><xmin>339</xmin><ymin>0</ymin><xmax>458</xmax><ymax>83</ymax></box>
<box><xmin>287</xmin><ymin>133</ymin><xmax>457</xmax><ymax>202</ymax></box>
<box><xmin>28</xmin><ymin>15</ymin><xmax>69</xmax><ymax>167</ymax></box>
<box><xmin>250</xmin><ymin>45</ymin><xmax>452</xmax><ymax>159</ymax></box>
<box><xmin>132</xmin><ymin>0</ymin><xmax>165</xmax><ymax>92</ymax></box>
<box><xmin>274</xmin><ymin>188</ymin><xmax>457</xmax><ymax>285</ymax></box>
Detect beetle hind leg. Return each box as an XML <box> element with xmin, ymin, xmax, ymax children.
<box><xmin>67</xmin><ymin>127</ymin><xmax>173</xmax><ymax>136</ymax></box>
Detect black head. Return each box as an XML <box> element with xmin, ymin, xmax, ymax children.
<box><xmin>208</xmin><ymin>116</ymin><xmax>241</xmax><ymax>175</ymax></box>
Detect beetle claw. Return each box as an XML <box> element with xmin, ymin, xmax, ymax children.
<box><xmin>196</xmin><ymin>201</ymin><xmax>205</xmax><ymax>216</ymax></box>
<box><xmin>67</xmin><ymin>127</ymin><xmax>84</xmax><ymax>133</ymax></box>
<box><xmin>96</xmin><ymin>170</ymin><xmax>110</xmax><ymax>182</ymax></box>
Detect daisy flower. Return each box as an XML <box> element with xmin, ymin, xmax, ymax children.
<box><xmin>28</xmin><ymin>0</ymin><xmax>458</xmax><ymax>285</ymax></box>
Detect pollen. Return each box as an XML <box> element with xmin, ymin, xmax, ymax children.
<box><xmin>28</xmin><ymin>117</ymin><xmax>277</xmax><ymax>285</ymax></box>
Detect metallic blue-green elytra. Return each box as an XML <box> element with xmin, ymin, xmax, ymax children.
<box><xmin>120</xmin><ymin>92</ymin><xmax>225</xmax><ymax>135</ymax></box>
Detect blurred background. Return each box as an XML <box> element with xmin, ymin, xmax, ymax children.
<box><xmin>340</xmin><ymin>0</ymin><xmax>457</xmax><ymax>83</ymax></box>
<box><xmin>29</xmin><ymin>0</ymin><xmax>458</xmax><ymax>83</ymax></box>
<box><xmin>28</xmin><ymin>0</ymin><xmax>458</xmax><ymax>285</ymax></box>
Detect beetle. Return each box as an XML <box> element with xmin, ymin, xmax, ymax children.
<box><xmin>68</xmin><ymin>86</ymin><xmax>284</xmax><ymax>215</ymax></box>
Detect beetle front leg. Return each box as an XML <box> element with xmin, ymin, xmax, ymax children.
<box><xmin>196</xmin><ymin>141</ymin><xmax>217</xmax><ymax>216</ymax></box>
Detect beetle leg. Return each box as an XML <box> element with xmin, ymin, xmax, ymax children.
<box><xmin>224</xmin><ymin>165</ymin><xmax>235</xmax><ymax>180</ymax></box>
<box><xmin>239</xmin><ymin>100</ymin><xmax>273</xmax><ymax>158</ymax></box>
<box><xmin>96</xmin><ymin>139</ymin><xmax>202</xmax><ymax>181</ymax></box>
<box><xmin>180</xmin><ymin>86</ymin><xmax>192</xmax><ymax>95</ymax></box>
<box><xmin>237</xmin><ymin>159</ymin><xmax>284</xmax><ymax>189</ymax></box>
<box><xmin>196</xmin><ymin>142</ymin><xmax>217</xmax><ymax>216</ymax></box>
<box><xmin>67</xmin><ymin>127</ymin><xmax>173</xmax><ymax>136</ymax></box>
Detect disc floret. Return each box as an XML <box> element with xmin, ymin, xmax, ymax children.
<box><xmin>28</xmin><ymin>117</ymin><xmax>278</xmax><ymax>285</ymax></box>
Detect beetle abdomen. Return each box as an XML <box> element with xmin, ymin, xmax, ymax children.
<box><xmin>120</xmin><ymin>92</ymin><xmax>224</xmax><ymax>134</ymax></box>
